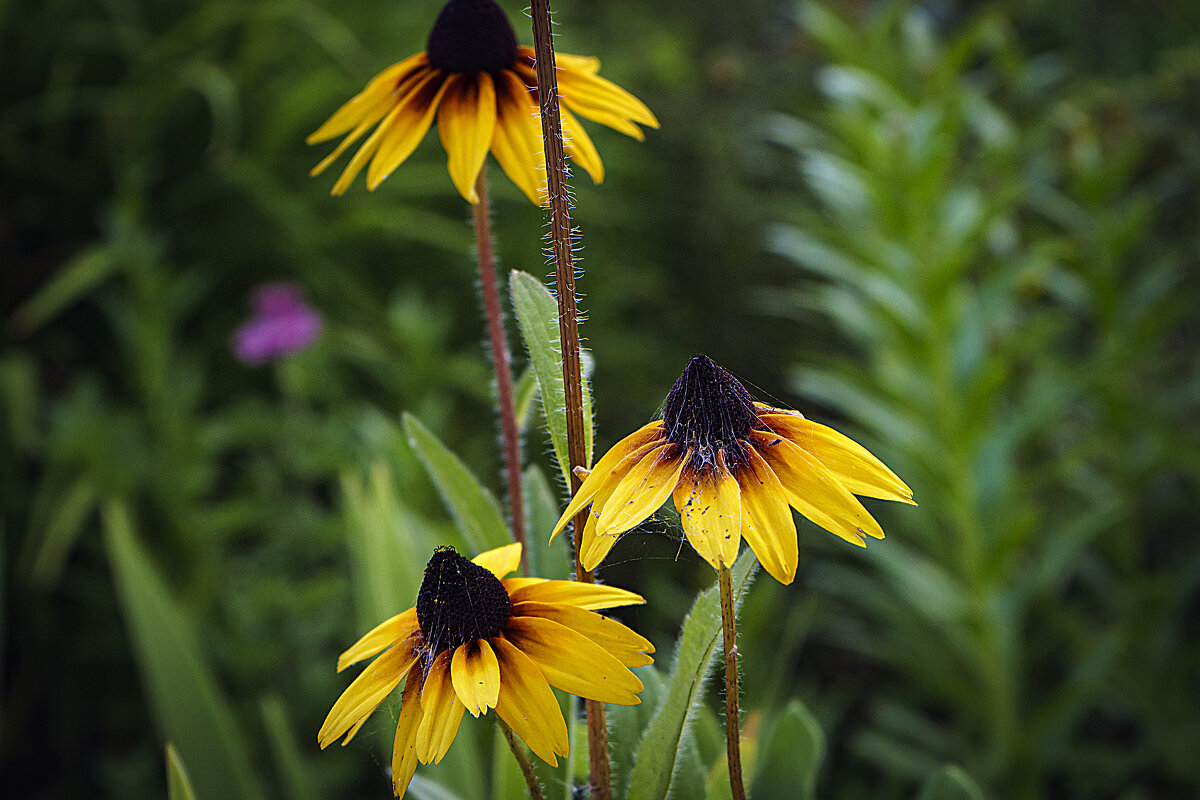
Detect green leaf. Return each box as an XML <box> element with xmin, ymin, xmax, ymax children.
<box><xmin>628</xmin><ymin>551</ymin><xmax>759</xmax><ymax>800</ymax></box>
<box><xmin>514</xmin><ymin>366</ymin><xmax>538</xmax><ymax>434</ymax></box>
<box><xmin>523</xmin><ymin>465</ymin><xmax>572</xmax><ymax>580</ymax></box>
<box><xmin>9</xmin><ymin>244</ymin><xmax>118</xmax><ymax>334</ymax></box>
<box><xmin>408</xmin><ymin>775</ymin><xmax>467</xmax><ymax>800</ymax></box>
<box><xmin>103</xmin><ymin>501</ymin><xmax>262</xmax><ymax>800</ymax></box>
<box><xmin>917</xmin><ymin>765</ymin><xmax>988</xmax><ymax>800</ymax></box>
<box><xmin>753</xmin><ymin>699</ymin><xmax>825</xmax><ymax>800</ymax></box>
<box><xmin>490</xmin><ymin>722</ymin><xmax>532</xmax><ymax>800</ymax></box>
<box><xmin>166</xmin><ymin>743</ymin><xmax>199</xmax><ymax>800</ymax></box>
<box><xmin>259</xmin><ymin>695</ymin><xmax>319</xmax><ymax>800</ymax></box>
<box><xmin>403</xmin><ymin>413</ymin><xmax>511</xmax><ymax>553</ymax></box>
<box><xmin>26</xmin><ymin>478</ymin><xmax>97</xmax><ymax>587</ymax></box>
<box><xmin>609</xmin><ymin>667</ymin><xmax>665</xmax><ymax>797</ymax></box>
<box><xmin>509</xmin><ymin>271</ymin><xmax>593</xmax><ymax>486</ymax></box>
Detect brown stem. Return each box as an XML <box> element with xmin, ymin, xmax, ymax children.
<box><xmin>498</xmin><ymin>718</ymin><xmax>545</xmax><ymax>800</ymax></box>
<box><xmin>719</xmin><ymin>565</ymin><xmax>747</xmax><ymax>800</ymax></box>
<box><xmin>471</xmin><ymin>169</ymin><xmax>526</xmax><ymax>569</ymax></box>
<box><xmin>527</xmin><ymin>3</ymin><xmax>611</xmax><ymax>798</ymax></box>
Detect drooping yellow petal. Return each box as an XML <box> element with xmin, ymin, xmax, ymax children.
<box><xmin>492</xmin><ymin>636</ymin><xmax>569</xmax><ymax>765</ymax></box>
<box><xmin>595</xmin><ymin>445</ymin><xmax>688</xmax><ymax>537</ymax></box>
<box><xmin>489</xmin><ymin>69</ymin><xmax>547</xmax><ymax>206</ymax></box>
<box><xmin>555</xmin><ymin>64</ymin><xmax>659</xmax><ymax>130</ymax></box>
<box><xmin>366</xmin><ymin>71</ymin><xmax>451</xmax><ymax>190</ymax></box>
<box><xmin>507</xmin><ymin>579</ymin><xmax>645</xmax><ymax>611</ymax></box>
<box><xmin>318</xmin><ymin>634</ymin><xmax>421</xmax><ymax>748</ymax></box>
<box><xmin>437</xmin><ymin>72</ymin><xmax>497</xmax><ymax>202</ymax></box>
<box><xmin>504</xmin><ymin>616</ymin><xmax>643</xmax><ymax>705</ymax></box>
<box><xmin>336</xmin><ymin>607</ymin><xmax>419</xmax><ymax>672</ymax></box>
<box><xmin>307</xmin><ymin>54</ymin><xmax>430</xmax><ymax>144</ymax></box>
<box><xmin>736</xmin><ymin>448</ymin><xmax>799</xmax><ymax>584</ymax></box>
<box><xmin>390</xmin><ymin>669</ymin><xmax>424</xmax><ymax>799</ymax></box>
<box><xmin>310</xmin><ymin>89</ymin><xmax>410</xmax><ymax>178</ymax></box>
<box><xmin>554</xmin><ymin>51</ymin><xmax>602</xmax><ymax>75</ymax></box>
<box><xmin>472</xmin><ymin>542</ymin><xmax>523</xmax><ymax>579</ymax></box>
<box><xmin>550</xmin><ymin>421</ymin><xmax>666</xmax><ymax>542</ymax></box>
<box><xmin>751</xmin><ymin>431</ymin><xmax>884</xmax><ymax>547</ymax></box>
<box><xmin>672</xmin><ymin>458</ymin><xmax>742</xmax><ymax>570</ymax></box>
<box><xmin>328</xmin><ymin>98</ymin><xmax>408</xmax><ymax>196</ymax></box>
<box><xmin>416</xmin><ymin>651</ymin><xmax>466</xmax><ymax>764</ymax></box>
<box><xmin>512</xmin><ymin>601</ymin><xmax>654</xmax><ymax>668</ymax></box>
<box><xmin>450</xmin><ymin>639</ymin><xmax>501</xmax><ymax>718</ymax></box>
<box><xmin>578</xmin><ymin>478</ymin><xmax>622</xmax><ymax>571</ymax></box>
<box><xmin>761</xmin><ymin>413</ymin><xmax>914</xmax><ymax>504</ymax></box>
<box><xmin>560</xmin><ymin>105</ymin><xmax>604</xmax><ymax>183</ymax></box>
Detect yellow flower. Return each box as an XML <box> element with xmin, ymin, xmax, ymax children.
<box><xmin>307</xmin><ymin>0</ymin><xmax>658</xmax><ymax>204</ymax></box>
<box><xmin>318</xmin><ymin>543</ymin><xmax>652</xmax><ymax>797</ymax></box>
<box><xmin>551</xmin><ymin>355</ymin><xmax>915</xmax><ymax>584</ymax></box>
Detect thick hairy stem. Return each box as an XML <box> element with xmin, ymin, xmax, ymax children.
<box><xmin>719</xmin><ymin>564</ymin><xmax>747</xmax><ymax>800</ymax></box>
<box><xmin>528</xmin><ymin>2</ymin><xmax>611</xmax><ymax>797</ymax></box>
<box><xmin>471</xmin><ymin>170</ymin><xmax>526</xmax><ymax>568</ymax></box>
<box><xmin>498</xmin><ymin>718</ymin><xmax>545</xmax><ymax>800</ymax></box>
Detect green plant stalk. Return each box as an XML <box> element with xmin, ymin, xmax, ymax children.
<box><xmin>471</xmin><ymin>169</ymin><xmax>526</xmax><ymax>567</ymax></box>
<box><xmin>718</xmin><ymin>564</ymin><xmax>747</xmax><ymax>800</ymax></box>
<box><xmin>498</xmin><ymin>718</ymin><xmax>546</xmax><ymax>800</ymax></box>
<box><xmin>527</xmin><ymin>1</ymin><xmax>612</xmax><ymax>797</ymax></box>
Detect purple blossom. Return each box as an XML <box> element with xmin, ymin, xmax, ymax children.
<box><xmin>233</xmin><ymin>282</ymin><xmax>322</xmax><ymax>365</ymax></box>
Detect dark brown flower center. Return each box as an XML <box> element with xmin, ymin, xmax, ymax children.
<box><xmin>662</xmin><ymin>354</ymin><xmax>760</xmax><ymax>470</ymax></box>
<box><xmin>426</xmin><ymin>0</ymin><xmax>519</xmax><ymax>74</ymax></box>
<box><xmin>416</xmin><ymin>546</ymin><xmax>512</xmax><ymax>658</ymax></box>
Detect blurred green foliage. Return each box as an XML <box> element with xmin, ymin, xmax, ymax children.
<box><xmin>3</xmin><ymin>0</ymin><xmax>1198</xmax><ymax>798</ymax></box>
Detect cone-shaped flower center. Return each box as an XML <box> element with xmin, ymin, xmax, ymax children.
<box><xmin>663</xmin><ymin>354</ymin><xmax>761</xmax><ymax>469</ymax></box>
<box><xmin>417</xmin><ymin>546</ymin><xmax>512</xmax><ymax>657</ymax></box>
<box><xmin>426</xmin><ymin>0</ymin><xmax>519</xmax><ymax>74</ymax></box>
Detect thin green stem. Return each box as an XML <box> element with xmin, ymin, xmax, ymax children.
<box><xmin>498</xmin><ymin>718</ymin><xmax>545</xmax><ymax>800</ymax></box>
<box><xmin>718</xmin><ymin>564</ymin><xmax>747</xmax><ymax>800</ymax></box>
<box><xmin>527</xmin><ymin>2</ymin><xmax>612</xmax><ymax>797</ymax></box>
<box><xmin>471</xmin><ymin>169</ymin><xmax>526</xmax><ymax>570</ymax></box>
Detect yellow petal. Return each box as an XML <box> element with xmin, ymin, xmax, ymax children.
<box><xmin>416</xmin><ymin>651</ymin><xmax>465</xmax><ymax>764</ymax></box>
<box><xmin>309</xmin><ymin>91</ymin><xmax>407</xmax><ymax>178</ymax></box>
<box><xmin>672</xmin><ymin>458</ymin><xmax>742</xmax><ymax>570</ymax></box>
<box><xmin>336</xmin><ymin>607</ymin><xmax>419</xmax><ymax>672</ymax></box>
<box><xmin>437</xmin><ymin>72</ymin><xmax>497</xmax><ymax>202</ymax></box>
<box><xmin>307</xmin><ymin>54</ymin><xmax>430</xmax><ymax>144</ymax></box>
<box><xmin>595</xmin><ymin>445</ymin><xmax>688</xmax><ymax>537</ymax></box>
<box><xmin>492</xmin><ymin>636</ymin><xmax>569</xmax><ymax>765</ymax></box>
<box><xmin>472</xmin><ymin>542</ymin><xmax>523</xmax><ymax>579</ymax></box>
<box><xmin>365</xmin><ymin>70</ymin><xmax>450</xmax><ymax>190</ymax></box>
<box><xmin>504</xmin><ymin>616</ymin><xmax>643</xmax><ymax>705</ymax></box>
<box><xmin>550</xmin><ymin>421</ymin><xmax>666</xmax><ymax>541</ymax></box>
<box><xmin>560</xmin><ymin>105</ymin><xmax>604</xmax><ymax>183</ymax></box>
<box><xmin>578</xmin><ymin>479</ymin><xmax>622</xmax><ymax>571</ymax></box>
<box><xmin>751</xmin><ymin>431</ymin><xmax>884</xmax><ymax>546</ymax></box>
<box><xmin>555</xmin><ymin>63</ymin><xmax>659</xmax><ymax>130</ymax></box>
<box><xmin>328</xmin><ymin>97</ymin><xmax>408</xmax><ymax>196</ymax></box>
<box><xmin>761</xmin><ymin>413</ymin><xmax>914</xmax><ymax>504</ymax></box>
<box><xmin>736</xmin><ymin>448</ymin><xmax>799</xmax><ymax>584</ymax></box>
<box><xmin>555</xmin><ymin>51</ymin><xmax>602</xmax><ymax>75</ymax></box>
<box><xmin>390</xmin><ymin>669</ymin><xmax>424</xmax><ymax>799</ymax></box>
<box><xmin>450</xmin><ymin>639</ymin><xmax>501</xmax><ymax>717</ymax></box>
<box><xmin>489</xmin><ymin>69</ymin><xmax>547</xmax><ymax>206</ymax></box>
<box><xmin>513</xmin><ymin>601</ymin><xmax>654</xmax><ymax>668</ymax></box>
<box><xmin>318</xmin><ymin>634</ymin><xmax>421</xmax><ymax>748</ymax></box>
<box><xmin>507</xmin><ymin>578</ymin><xmax>645</xmax><ymax>610</ymax></box>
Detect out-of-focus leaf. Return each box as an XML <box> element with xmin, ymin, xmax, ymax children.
<box><xmin>166</xmin><ymin>743</ymin><xmax>198</xmax><ymax>800</ymax></box>
<box><xmin>628</xmin><ymin>551</ymin><xmax>758</xmax><ymax>800</ymax></box>
<box><xmin>9</xmin><ymin>244</ymin><xmax>118</xmax><ymax>334</ymax></box>
<box><xmin>509</xmin><ymin>271</ymin><xmax>593</xmax><ymax>486</ymax></box>
<box><xmin>489</xmin><ymin>722</ymin><xmax>530</xmax><ymax>800</ymax></box>
<box><xmin>609</xmin><ymin>666</ymin><xmax>665</xmax><ymax>797</ymax></box>
<box><xmin>403</xmin><ymin>413</ymin><xmax>510</xmax><ymax>553</ymax></box>
<box><xmin>514</xmin><ymin>366</ymin><xmax>538</xmax><ymax>434</ymax></box>
<box><xmin>753</xmin><ymin>700</ymin><xmax>824</xmax><ymax>800</ymax></box>
<box><xmin>26</xmin><ymin>478</ymin><xmax>96</xmax><ymax>587</ymax></box>
<box><xmin>523</xmin><ymin>465</ymin><xmax>571</xmax><ymax>580</ymax></box>
<box><xmin>260</xmin><ymin>695</ymin><xmax>319</xmax><ymax>800</ymax></box>
<box><xmin>103</xmin><ymin>501</ymin><xmax>262</xmax><ymax>800</ymax></box>
<box><xmin>408</xmin><ymin>775</ymin><xmax>467</xmax><ymax>800</ymax></box>
<box><xmin>917</xmin><ymin>765</ymin><xmax>988</xmax><ymax>800</ymax></box>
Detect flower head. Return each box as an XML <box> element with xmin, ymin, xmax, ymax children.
<box><xmin>318</xmin><ymin>543</ymin><xmax>652</xmax><ymax>797</ymax></box>
<box><xmin>232</xmin><ymin>282</ymin><xmax>321</xmax><ymax>365</ymax></box>
<box><xmin>551</xmin><ymin>355</ymin><xmax>915</xmax><ymax>584</ymax></box>
<box><xmin>307</xmin><ymin>0</ymin><xmax>658</xmax><ymax>205</ymax></box>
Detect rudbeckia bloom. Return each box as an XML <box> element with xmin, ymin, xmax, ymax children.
<box><xmin>551</xmin><ymin>355</ymin><xmax>915</xmax><ymax>584</ymax></box>
<box><xmin>307</xmin><ymin>0</ymin><xmax>658</xmax><ymax>204</ymax></box>
<box><xmin>318</xmin><ymin>543</ymin><xmax>652</xmax><ymax>797</ymax></box>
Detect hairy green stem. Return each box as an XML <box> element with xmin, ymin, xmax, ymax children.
<box><xmin>498</xmin><ymin>718</ymin><xmax>545</xmax><ymax>800</ymax></box>
<box><xmin>719</xmin><ymin>564</ymin><xmax>747</xmax><ymax>800</ymax></box>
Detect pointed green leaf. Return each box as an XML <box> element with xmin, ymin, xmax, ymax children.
<box><xmin>514</xmin><ymin>366</ymin><xmax>538</xmax><ymax>434</ymax></box>
<box><xmin>103</xmin><ymin>501</ymin><xmax>262</xmax><ymax>800</ymax></box>
<box><xmin>10</xmin><ymin>244</ymin><xmax>118</xmax><ymax>334</ymax></box>
<box><xmin>260</xmin><ymin>695</ymin><xmax>319</xmax><ymax>800</ymax></box>
<box><xmin>523</xmin><ymin>465</ymin><xmax>571</xmax><ymax>580</ymax></box>
<box><xmin>917</xmin><ymin>765</ymin><xmax>988</xmax><ymax>800</ymax></box>
<box><xmin>628</xmin><ymin>551</ymin><xmax>759</xmax><ymax>800</ymax></box>
<box><xmin>753</xmin><ymin>699</ymin><xmax>824</xmax><ymax>800</ymax></box>
<box><xmin>509</xmin><ymin>271</ymin><xmax>593</xmax><ymax>486</ymax></box>
<box><xmin>403</xmin><ymin>413</ymin><xmax>511</xmax><ymax>553</ymax></box>
<box><xmin>166</xmin><ymin>743</ymin><xmax>199</xmax><ymax>800</ymax></box>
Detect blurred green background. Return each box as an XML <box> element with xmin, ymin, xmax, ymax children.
<box><xmin>3</xmin><ymin>0</ymin><xmax>1199</xmax><ymax>797</ymax></box>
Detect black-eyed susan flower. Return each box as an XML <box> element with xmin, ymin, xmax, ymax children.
<box><xmin>318</xmin><ymin>542</ymin><xmax>652</xmax><ymax>797</ymax></box>
<box><xmin>550</xmin><ymin>354</ymin><xmax>915</xmax><ymax>584</ymax></box>
<box><xmin>307</xmin><ymin>0</ymin><xmax>658</xmax><ymax>204</ymax></box>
